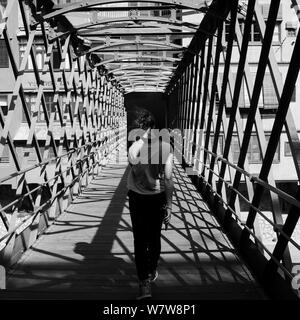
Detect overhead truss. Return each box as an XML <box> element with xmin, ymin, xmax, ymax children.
<box><xmin>26</xmin><ymin>0</ymin><xmax>214</xmax><ymax>93</ymax></box>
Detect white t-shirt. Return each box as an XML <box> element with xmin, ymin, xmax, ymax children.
<box><xmin>127</xmin><ymin>138</ymin><xmax>172</xmax><ymax>195</ymax></box>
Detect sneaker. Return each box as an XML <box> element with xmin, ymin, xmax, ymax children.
<box><xmin>136</xmin><ymin>280</ymin><xmax>152</xmax><ymax>300</ymax></box>
<box><xmin>149</xmin><ymin>270</ymin><xmax>158</xmax><ymax>282</ymax></box>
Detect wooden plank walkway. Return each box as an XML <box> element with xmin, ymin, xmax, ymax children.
<box><xmin>4</xmin><ymin>144</ymin><xmax>267</xmax><ymax>300</ymax></box>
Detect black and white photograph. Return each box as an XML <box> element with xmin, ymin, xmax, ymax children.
<box><xmin>0</xmin><ymin>0</ymin><xmax>299</xmax><ymax>317</ymax></box>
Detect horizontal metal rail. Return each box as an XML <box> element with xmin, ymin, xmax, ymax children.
<box><xmin>0</xmin><ymin>129</ymin><xmax>126</xmax><ymax>246</ymax></box>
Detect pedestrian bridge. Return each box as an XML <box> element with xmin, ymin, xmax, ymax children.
<box><xmin>0</xmin><ymin>0</ymin><xmax>300</xmax><ymax>300</ymax></box>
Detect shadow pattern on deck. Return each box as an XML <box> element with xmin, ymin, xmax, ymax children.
<box><xmin>4</xmin><ymin>147</ymin><xmax>267</xmax><ymax>300</ymax></box>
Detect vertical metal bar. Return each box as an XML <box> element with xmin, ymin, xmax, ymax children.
<box><xmin>185</xmin><ymin>59</ymin><xmax>195</xmax><ymax>162</ymax></box>
<box><xmin>208</xmin><ymin>0</ymin><xmax>238</xmax><ymax>185</ymax></box>
<box><xmin>179</xmin><ymin>75</ymin><xmax>184</xmax><ymax>130</ymax></box>
<box><xmin>183</xmin><ymin>66</ymin><xmax>190</xmax><ymax>132</ymax></box>
<box><xmin>247</xmin><ymin>27</ymin><xmax>300</xmax><ymax>272</ymax></box>
<box><xmin>226</xmin><ymin>0</ymin><xmax>281</xmax><ymax>220</ymax></box>
<box><xmin>216</xmin><ymin>0</ymin><xmax>256</xmax><ymax>195</ymax></box>
<box><xmin>187</xmin><ymin>58</ymin><xmax>196</xmax><ymax>130</ymax></box>
<box><xmin>187</xmin><ymin>55</ymin><xmax>199</xmax><ymax>163</ymax></box>
<box><xmin>202</xmin><ymin>21</ymin><xmax>223</xmax><ymax>177</ymax></box>
<box><xmin>227</xmin><ymin>8</ymin><xmax>281</xmax><ymax>251</ymax></box>
<box><xmin>198</xmin><ymin>35</ymin><xmax>213</xmax><ymax>172</ymax></box>
<box><xmin>184</xmin><ymin>65</ymin><xmax>192</xmax><ymax>158</ymax></box>
<box><xmin>179</xmin><ymin>72</ymin><xmax>186</xmax><ymax>131</ymax></box>
<box><xmin>192</xmin><ymin>42</ymin><xmax>206</xmax><ymax>158</ymax></box>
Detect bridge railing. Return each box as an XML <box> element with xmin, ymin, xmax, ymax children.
<box><xmin>168</xmin><ymin>0</ymin><xmax>300</xmax><ymax>299</ymax></box>
<box><xmin>0</xmin><ymin>0</ymin><xmax>126</xmax><ymax>267</ymax></box>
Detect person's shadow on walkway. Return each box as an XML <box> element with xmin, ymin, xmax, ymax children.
<box><xmin>70</xmin><ymin>163</ymin><xmax>138</xmax><ymax>299</ymax></box>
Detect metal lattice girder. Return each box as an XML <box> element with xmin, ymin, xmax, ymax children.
<box><xmin>39</xmin><ymin>0</ymin><xmax>209</xmax><ymax>19</ymax></box>
<box><xmin>48</xmin><ymin>21</ymin><xmax>198</xmax><ymax>44</ymax></box>
<box><xmin>0</xmin><ymin>0</ymin><xmax>126</xmax><ymax>266</ymax></box>
<box><xmin>226</xmin><ymin>0</ymin><xmax>283</xmax><ymax>236</ymax></box>
<box><xmin>167</xmin><ymin>0</ymin><xmax>232</xmax><ymax>91</ymax></box>
<box><xmin>111</xmin><ymin>65</ymin><xmax>175</xmax><ymax>73</ymax></box>
<box><xmin>75</xmin><ymin>24</ymin><xmax>197</xmax><ymax>37</ymax></box>
<box><xmin>166</xmin><ymin>0</ymin><xmax>300</xmax><ymax>299</ymax></box>
<box><xmin>257</xmin><ymin>3</ymin><xmax>300</xmax><ymax>181</ymax></box>
<box><xmin>207</xmin><ymin>0</ymin><xmax>237</xmax><ymax>185</ymax></box>
<box><xmin>96</xmin><ymin>54</ymin><xmax>179</xmax><ymax>64</ymax></box>
<box><xmin>89</xmin><ymin>40</ymin><xmax>184</xmax><ymax>54</ymax></box>
<box><xmin>23</xmin><ymin>0</ymin><xmax>212</xmax><ymax>93</ymax></box>
<box><xmin>78</xmin><ymin>30</ymin><xmax>196</xmax><ymax>38</ymax></box>
<box><xmin>70</xmin><ymin>16</ymin><xmax>199</xmax><ymax>33</ymax></box>
<box><xmin>119</xmin><ymin>76</ymin><xmax>171</xmax><ymax>83</ymax></box>
<box><xmin>201</xmin><ymin>20</ymin><xmax>223</xmax><ymax>176</ymax></box>
<box><xmin>203</xmin><ymin>2</ymin><xmax>264</xmax><ymax>247</ymax></box>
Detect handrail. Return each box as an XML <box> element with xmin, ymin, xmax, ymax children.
<box><xmin>0</xmin><ymin>136</ymin><xmax>108</xmax><ymax>185</ymax></box>
<box><xmin>185</xmin><ymin>141</ymin><xmax>300</xmax><ymax>210</ymax></box>
<box><xmin>196</xmin><ymin>168</ymin><xmax>295</xmax><ymax>281</ymax></box>
<box><xmin>0</xmin><ymin>127</ymin><xmax>126</xmax><ymax>246</ymax></box>
<box><xmin>187</xmin><ymin>147</ymin><xmax>300</xmax><ymax>250</ymax></box>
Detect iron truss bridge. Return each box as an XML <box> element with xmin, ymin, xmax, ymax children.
<box><xmin>0</xmin><ymin>0</ymin><xmax>299</xmax><ymax>300</ymax></box>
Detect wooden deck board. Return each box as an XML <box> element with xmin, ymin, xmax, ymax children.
<box><xmin>4</xmin><ymin>145</ymin><xmax>267</xmax><ymax>300</ymax></box>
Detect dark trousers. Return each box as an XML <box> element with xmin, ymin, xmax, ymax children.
<box><xmin>128</xmin><ymin>190</ymin><xmax>166</xmax><ymax>281</ymax></box>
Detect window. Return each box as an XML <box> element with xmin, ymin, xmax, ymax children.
<box><xmin>24</xmin><ymin>93</ymin><xmax>76</xmax><ymax>122</ymax></box>
<box><xmin>64</xmin><ymin>94</ymin><xmax>76</xmax><ymax>117</ymax></box>
<box><xmin>272</xmin><ymin>23</ymin><xmax>281</xmax><ymax>43</ymax></box>
<box><xmin>231</xmin><ymin>135</ymin><xmax>240</xmax><ymax>164</ymax></box>
<box><xmin>230</xmin><ymin>134</ymin><xmax>279</xmax><ymax>164</ymax></box>
<box><xmin>19</xmin><ymin>40</ymin><xmax>45</xmax><ymax>70</ymax></box>
<box><xmin>286</xmin><ymin>21</ymin><xmax>297</xmax><ymax>37</ymax></box>
<box><xmin>0</xmin><ymin>144</ymin><xmax>9</xmax><ymax>163</ymax></box>
<box><xmin>19</xmin><ymin>42</ymin><xmax>33</xmax><ymax>70</ymax></box>
<box><xmin>248</xmin><ymin>135</ymin><xmax>280</xmax><ymax>164</ymax></box>
<box><xmin>287</xmin><ymin>29</ymin><xmax>297</xmax><ymax>37</ymax></box>
<box><xmin>0</xmin><ymin>0</ymin><xmax>7</xmax><ymax>23</ymax></box>
<box><xmin>225</xmin><ymin>20</ymin><xmax>239</xmax><ymax>42</ymax></box>
<box><xmin>35</xmin><ymin>45</ymin><xmax>45</xmax><ymax>70</ymax></box>
<box><xmin>22</xmin><ymin>146</ymin><xmax>38</xmax><ymax>164</ymax></box>
<box><xmin>284</xmin><ymin>141</ymin><xmax>292</xmax><ymax>157</ymax></box>
<box><xmin>291</xmin><ymin>87</ymin><xmax>296</xmax><ymax>102</ymax></box>
<box><xmin>265</xmin><ymin>135</ymin><xmax>280</xmax><ymax>163</ymax></box>
<box><xmin>253</xmin><ymin>21</ymin><xmax>261</xmax><ymax>42</ymax></box>
<box><xmin>262</xmin><ymin>73</ymin><xmax>278</xmax><ymax>108</ymax></box>
<box><xmin>0</xmin><ymin>94</ymin><xmax>8</xmax><ymax>116</ymax></box>
<box><xmin>23</xmin><ymin>94</ymin><xmax>36</xmax><ymax>121</ymax></box>
<box><xmin>248</xmin><ymin>135</ymin><xmax>261</xmax><ymax>163</ymax></box>
<box><xmin>235</xmin><ymin>20</ymin><xmax>281</xmax><ymax>44</ymax></box>
<box><xmin>229</xmin><ymin>73</ymin><xmax>253</xmax><ymax>108</ymax></box>
<box><xmin>225</xmin><ymin>21</ymin><xmax>231</xmax><ymax>42</ymax></box>
<box><xmin>244</xmin><ymin>20</ymin><xmax>261</xmax><ymax>43</ymax></box>
<box><xmin>52</xmin><ymin>48</ymin><xmax>61</xmax><ymax>70</ymax></box>
<box><xmin>161</xmin><ymin>9</ymin><xmax>171</xmax><ymax>17</ymax></box>
<box><xmin>210</xmin><ymin>135</ymin><xmax>224</xmax><ymax>155</ymax></box>
<box><xmin>40</xmin><ymin>146</ymin><xmax>57</xmax><ymax>164</ymax></box>
<box><xmin>56</xmin><ymin>0</ymin><xmax>71</xmax><ymax>4</ymax></box>
<box><xmin>42</xmin><ymin>93</ymin><xmax>60</xmax><ymax>122</ymax></box>
<box><xmin>19</xmin><ymin>39</ymin><xmax>70</xmax><ymax>71</ymax></box>
<box><xmin>0</xmin><ymin>39</ymin><xmax>9</xmax><ymax>68</ymax></box>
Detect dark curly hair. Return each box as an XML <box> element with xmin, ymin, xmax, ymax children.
<box><xmin>134</xmin><ymin>109</ymin><xmax>156</xmax><ymax>130</ymax></box>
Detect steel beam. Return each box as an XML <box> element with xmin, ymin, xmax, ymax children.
<box><xmin>192</xmin><ymin>43</ymin><xmax>205</xmax><ymax>158</ymax></box>
<box><xmin>207</xmin><ymin>0</ymin><xmax>237</xmax><ymax>185</ymax></box>
<box><xmin>40</xmin><ymin>0</ymin><xmax>208</xmax><ymax>20</ymax></box>
<box><xmin>216</xmin><ymin>0</ymin><xmax>256</xmax><ymax>195</ymax></box>
<box><xmin>202</xmin><ymin>22</ymin><xmax>223</xmax><ymax>176</ymax></box>
<box><xmin>227</xmin><ymin>0</ymin><xmax>280</xmax><ymax>220</ymax></box>
<box><xmin>79</xmin><ymin>31</ymin><xmax>196</xmax><ymax>38</ymax></box>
